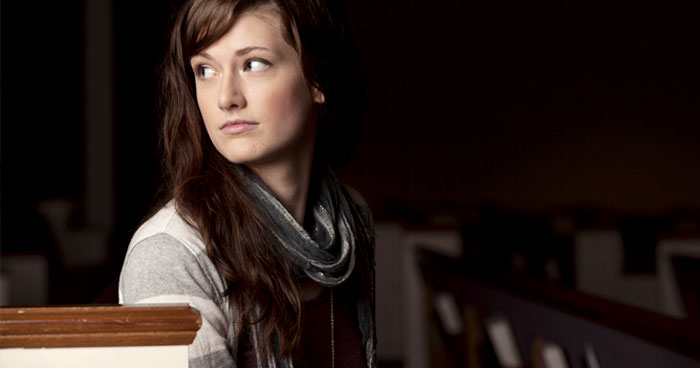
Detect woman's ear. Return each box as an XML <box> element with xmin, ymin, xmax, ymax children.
<box><xmin>312</xmin><ymin>86</ymin><xmax>325</xmax><ymax>104</ymax></box>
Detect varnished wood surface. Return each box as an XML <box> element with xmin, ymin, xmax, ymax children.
<box><xmin>0</xmin><ymin>305</ymin><xmax>201</xmax><ymax>348</ymax></box>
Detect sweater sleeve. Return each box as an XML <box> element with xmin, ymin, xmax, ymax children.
<box><xmin>119</xmin><ymin>233</ymin><xmax>237</xmax><ymax>368</ymax></box>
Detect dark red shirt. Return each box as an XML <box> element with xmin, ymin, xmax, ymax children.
<box><xmin>239</xmin><ymin>287</ymin><xmax>366</xmax><ymax>367</ymax></box>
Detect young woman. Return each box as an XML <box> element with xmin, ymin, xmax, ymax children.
<box><xmin>118</xmin><ymin>0</ymin><xmax>375</xmax><ymax>367</ymax></box>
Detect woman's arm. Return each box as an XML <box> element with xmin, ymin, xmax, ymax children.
<box><xmin>120</xmin><ymin>232</ymin><xmax>237</xmax><ymax>368</ymax></box>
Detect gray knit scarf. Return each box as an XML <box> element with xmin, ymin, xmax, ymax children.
<box><xmin>238</xmin><ymin>166</ymin><xmax>356</xmax><ymax>286</ymax></box>
<box><xmin>236</xmin><ymin>165</ymin><xmax>377</xmax><ymax>368</ymax></box>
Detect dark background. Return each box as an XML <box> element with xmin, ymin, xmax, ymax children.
<box><xmin>2</xmin><ymin>0</ymin><xmax>700</xmax><ymax>305</ymax></box>
<box><xmin>342</xmin><ymin>1</ymin><xmax>700</xmax><ymax>218</ymax></box>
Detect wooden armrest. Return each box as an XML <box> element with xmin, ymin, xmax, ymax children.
<box><xmin>0</xmin><ymin>305</ymin><xmax>201</xmax><ymax>348</ymax></box>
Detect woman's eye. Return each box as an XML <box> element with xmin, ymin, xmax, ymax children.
<box><xmin>196</xmin><ymin>66</ymin><xmax>216</xmax><ymax>79</ymax></box>
<box><xmin>244</xmin><ymin>59</ymin><xmax>270</xmax><ymax>72</ymax></box>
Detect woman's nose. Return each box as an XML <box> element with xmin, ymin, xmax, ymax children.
<box><xmin>218</xmin><ymin>74</ymin><xmax>246</xmax><ymax>111</ymax></box>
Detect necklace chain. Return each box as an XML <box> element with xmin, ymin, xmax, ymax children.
<box><xmin>330</xmin><ymin>288</ymin><xmax>335</xmax><ymax>368</ymax></box>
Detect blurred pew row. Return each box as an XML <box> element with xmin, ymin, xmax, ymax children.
<box><xmin>374</xmin><ymin>209</ymin><xmax>700</xmax><ymax>367</ymax></box>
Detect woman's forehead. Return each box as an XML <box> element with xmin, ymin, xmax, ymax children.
<box><xmin>197</xmin><ymin>11</ymin><xmax>292</xmax><ymax>57</ymax></box>
<box><xmin>196</xmin><ymin>7</ymin><xmax>297</xmax><ymax>54</ymax></box>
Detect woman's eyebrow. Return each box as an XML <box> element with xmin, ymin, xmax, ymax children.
<box><xmin>192</xmin><ymin>52</ymin><xmax>214</xmax><ymax>61</ymax></box>
<box><xmin>235</xmin><ymin>46</ymin><xmax>271</xmax><ymax>56</ymax></box>
<box><xmin>192</xmin><ymin>47</ymin><xmax>271</xmax><ymax>62</ymax></box>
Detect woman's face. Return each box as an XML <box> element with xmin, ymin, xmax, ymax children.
<box><xmin>190</xmin><ymin>8</ymin><xmax>324</xmax><ymax>170</ymax></box>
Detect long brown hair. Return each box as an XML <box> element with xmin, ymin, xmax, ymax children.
<box><xmin>158</xmin><ymin>0</ymin><xmax>363</xmax><ymax>360</ymax></box>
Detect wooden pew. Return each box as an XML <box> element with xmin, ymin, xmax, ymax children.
<box><xmin>418</xmin><ymin>249</ymin><xmax>700</xmax><ymax>368</ymax></box>
<box><xmin>0</xmin><ymin>305</ymin><xmax>200</xmax><ymax>368</ymax></box>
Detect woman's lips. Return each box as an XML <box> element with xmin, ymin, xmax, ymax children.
<box><xmin>219</xmin><ymin>119</ymin><xmax>258</xmax><ymax>134</ymax></box>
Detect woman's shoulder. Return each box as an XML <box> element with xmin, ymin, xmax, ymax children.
<box><xmin>127</xmin><ymin>201</ymin><xmax>207</xmax><ymax>259</ymax></box>
<box><xmin>343</xmin><ymin>184</ymin><xmax>374</xmax><ymax>229</ymax></box>
<box><xmin>343</xmin><ymin>185</ymin><xmax>368</xmax><ymax>210</ymax></box>
<box><xmin>120</xmin><ymin>201</ymin><xmax>227</xmax><ymax>304</ymax></box>
<box><xmin>125</xmin><ymin>201</ymin><xmax>211</xmax><ymax>268</ymax></box>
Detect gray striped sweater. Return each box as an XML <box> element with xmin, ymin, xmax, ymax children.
<box><xmin>119</xmin><ymin>197</ymin><xmax>374</xmax><ymax>368</ymax></box>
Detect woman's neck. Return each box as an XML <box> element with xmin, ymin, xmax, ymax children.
<box><xmin>249</xmin><ymin>160</ymin><xmax>312</xmax><ymax>225</ymax></box>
